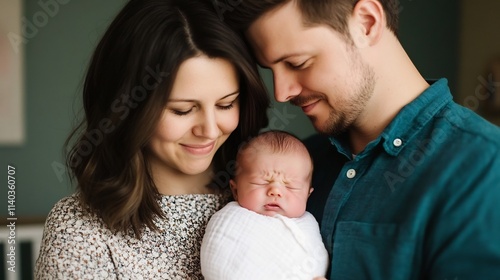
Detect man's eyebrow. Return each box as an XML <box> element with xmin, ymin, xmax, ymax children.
<box><xmin>168</xmin><ymin>91</ymin><xmax>239</xmax><ymax>102</ymax></box>
<box><xmin>256</xmin><ymin>53</ymin><xmax>300</xmax><ymax>69</ymax></box>
<box><xmin>271</xmin><ymin>53</ymin><xmax>302</xmax><ymax>64</ymax></box>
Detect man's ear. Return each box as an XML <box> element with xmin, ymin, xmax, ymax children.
<box><xmin>230</xmin><ymin>179</ymin><xmax>238</xmax><ymax>200</ymax></box>
<box><xmin>350</xmin><ymin>0</ymin><xmax>385</xmax><ymax>47</ymax></box>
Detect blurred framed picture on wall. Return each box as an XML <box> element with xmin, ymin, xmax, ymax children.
<box><xmin>479</xmin><ymin>57</ymin><xmax>500</xmax><ymax>117</ymax></box>
<box><xmin>487</xmin><ymin>58</ymin><xmax>500</xmax><ymax>110</ymax></box>
<box><xmin>0</xmin><ymin>0</ymin><xmax>24</xmax><ymax>145</ymax></box>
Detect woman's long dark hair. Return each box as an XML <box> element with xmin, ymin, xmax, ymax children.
<box><xmin>66</xmin><ymin>0</ymin><xmax>269</xmax><ymax>238</ymax></box>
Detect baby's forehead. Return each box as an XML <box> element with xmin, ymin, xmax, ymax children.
<box><xmin>237</xmin><ymin>148</ymin><xmax>312</xmax><ymax>175</ymax></box>
<box><xmin>239</xmin><ymin>145</ymin><xmax>308</xmax><ymax>162</ymax></box>
<box><xmin>235</xmin><ymin>131</ymin><xmax>314</xmax><ymax>173</ymax></box>
<box><xmin>240</xmin><ymin>138</ymin><xmax>309</xmax><ymax>157</ymax></box>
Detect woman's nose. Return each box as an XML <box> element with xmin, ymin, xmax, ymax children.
<box><xmin>193</xmin><ymin>110</ymin><xmax>219</xmax><ymax>139</ymax></box>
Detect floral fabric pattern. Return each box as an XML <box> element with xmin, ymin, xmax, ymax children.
<box><xmin>35</xmin><ymin>192</ymin><xmax>230</xmax><ymax>279</ymax></box>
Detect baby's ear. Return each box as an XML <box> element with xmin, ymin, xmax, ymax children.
<box><xmin>308</xmin><ymin>187</ymin><xmax>314</xmax><ymax>197</ymax></box>
<box><xmin>229</xmin><ymin>179</ymin><xmax>238</xmax><ymax>199</ymax></box>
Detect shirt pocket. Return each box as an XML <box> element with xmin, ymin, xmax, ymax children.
<box><xmin>330</xmin><ymin>221</ymin><xmax>418</xmax><ymax>280</ymax></box>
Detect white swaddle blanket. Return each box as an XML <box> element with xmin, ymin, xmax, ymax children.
<box><xmin>201</xmin><ymin>202</ymin><xmax>328</xmax><ymax>280</ymax></box>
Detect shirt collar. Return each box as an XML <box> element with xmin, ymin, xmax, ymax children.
<box><xmin>329</xmin><ymin>78</ymin><xmax>453</xmax><ymax>158</ymax></box>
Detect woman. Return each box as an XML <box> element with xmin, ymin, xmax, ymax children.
<box><xmin>35</xmin><ymin>0</ymin><xmax>269</xmax><ymax>278</ymax></box>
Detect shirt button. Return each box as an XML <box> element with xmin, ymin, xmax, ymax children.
<box><xmin>346</xmin><ymin>169</ymin><xmax>356</xmax><ymax>179</ymax></box>
<box><xmin>393</xmin><ymin>138</ymin><xmax>403</xmax><ymax>147</ymax></box>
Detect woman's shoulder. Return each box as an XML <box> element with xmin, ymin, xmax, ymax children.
<box><xmin>46</xmin><ymin>193</ymin><xmax>86</xmax><ymax>220</ymax></box>
<box><xmin>43</xmin><ymin>193</ymin><xmax>106</xmax><ymax>235</ymax></box>
<box><xmin>36</xmin><ymin>195</ymin><xmax>116</xmax><ymax>278</ymax></box>
<box><xmin>49</xmin><ymin>193</ymin><xmax>81</xmax><ymax>209</ymax></box>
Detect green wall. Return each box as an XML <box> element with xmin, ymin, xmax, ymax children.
<box><xmin>0</xmin><ymin>0</ymin><xmax>127</xmax><ymax>217</ymax></box>
<box><xmin>398</xmin><ymin>0</ymin><xmax>459</xmax><ymax>93</ymax></box>
<box><xmin>0</xmin><ymin>0</ymin><xmax>459</xmax><ymax>218</ymax></box>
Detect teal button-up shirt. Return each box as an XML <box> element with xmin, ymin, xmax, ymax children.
<box><xmin>305</xmin><ymin>79</ymin><xmax>500</xmax><ymax>279</ymax></box>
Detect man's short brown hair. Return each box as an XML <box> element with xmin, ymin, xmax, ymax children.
<box><xmin>221</xmin><ymin>0</ymin><xmax>400</xmax><ymax>38</ymax></box>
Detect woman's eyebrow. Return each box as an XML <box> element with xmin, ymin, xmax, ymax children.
<box><xmin>168</xmin><ymin>91</ymin><xmax>240</xmax><ymax>103</ymax></box>
<box><xmin>219</xmin><ymin>91</ymin><xmax>240</xmax><ymax>100</ymax></box>
<box><xmin>167</xmin><ymin>99</ymin><xmax>196</xmax><ymax>103</ymax></box>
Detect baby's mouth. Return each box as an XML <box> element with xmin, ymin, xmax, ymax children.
<box><xmin>264</xmin><ymin>203</ymin><xmax>281</xmax><ymax>210</ymax></box>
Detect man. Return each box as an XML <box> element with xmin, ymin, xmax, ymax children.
<box><xmin>223</xmin><ymin>0</ymin><xmax>500</xmax><ymax>279</ymax></box>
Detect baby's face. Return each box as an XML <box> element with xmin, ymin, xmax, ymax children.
<box><xmin>231</xmin><ymin>150</ymin><xmax>312</xmax><ymax>218</ymax></box>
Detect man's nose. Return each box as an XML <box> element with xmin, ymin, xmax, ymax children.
<box><xmin>273</xmin><ymin>70</ymin><xmax>302</xmax><ymax>103</ymax></box>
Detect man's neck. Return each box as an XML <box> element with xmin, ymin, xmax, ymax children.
<box><xmin>349</xmin><ymin>36</ymin><xmax>430</xmax><ymax>154</ymax></box>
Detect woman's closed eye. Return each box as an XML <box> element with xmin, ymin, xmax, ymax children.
<box><xmin>170</xmin><ymin>107</ymin><xmax>193</xmax><ymax>116</ymax></box>
<box><xmin>169</xmin><ymin>101</ymin><xmax>236</xmax><ymax>115</ymax></box>
<box><xmin>217</xmin><ymin>102</ymin><xmax>235</xmax><ymax>110</ymax></box>
<box><xmin>217</xmin><ymin>96</ymin><xmax>239</xmax><ymax>111</ymax></box>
